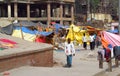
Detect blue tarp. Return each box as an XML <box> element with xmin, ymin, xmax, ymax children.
<box><xmin>64</xmin><ymin>25</ymin><xmax>70</xmax><ymax>28</ymax></box>
<box><xmin>54</xmin><ymin>23</ymin><xmax>63</xmax><ymax>33</ymax></box>
<box><xmin>54</xmin><ymin>23</ymin><xmax>69</xmax><ymax>33</ymax></box>
<box><xmin>15</xmin><ymin>27</ymin><xmax>36</xmax><ymax>34</ymax></box>
<box><xmin>107</xmin><ymin>29</ymin><xmax>119</xmax><ymax>33</ymax></box>
<box><xmin>38</xmin><ymin>31</ymin><xmax>53</xmax><ymax>36</ymax></box>
<box><xmin>54</xmin><ymin>23</ymin><xmax>70</xmax><ymax>29</ymax></box>
<box><xmin>15</xmin><ymin>27</ymin><xmax>53</xmax><ymax>36</ymax></box>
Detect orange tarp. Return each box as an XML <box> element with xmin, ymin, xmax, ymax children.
<box><xmin>101</xmin><ymin>34</ymin><xmax>109</xmax><ymax>49</ymax></box>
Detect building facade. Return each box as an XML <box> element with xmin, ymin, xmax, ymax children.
<box><xmin>0</xmin><ymin>0</ymin><xmax>75</xmax><ymax>25</ymax></box>
<box><xmin>74</xmin><ymin>0</ymin><xmax>87</xmax><ymax>22</ymax></box>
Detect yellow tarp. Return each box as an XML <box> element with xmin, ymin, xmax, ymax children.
<box><xmin>66</xmin><ymin>24</ymin><xmax>89</xmax><ymax>44</ymax></box>
<box><xmin>12</xmin><ymin>30</ymin><xmax>36</xmax><ymax>42</ymax></box>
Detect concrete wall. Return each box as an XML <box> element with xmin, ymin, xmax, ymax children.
<box><xmin>0</xmin><ymin>33</ymin><xmax>54</xmax><ymax>72</ymax></box>
<box><xmin>0</xmin><ymin>48</ymin><xmax>53</xmax><ymax>72</ymax></box>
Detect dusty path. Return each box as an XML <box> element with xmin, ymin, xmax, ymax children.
<box><xmin>0</xmin><ymin>46</ymin><xmax>107</xmax><ymax>76</ymax></box>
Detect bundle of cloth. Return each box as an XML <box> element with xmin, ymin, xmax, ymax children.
<box><xmin>0</xmin><ymin>38</ymin><xmax>17</xmax><ymax>50</ymax></box>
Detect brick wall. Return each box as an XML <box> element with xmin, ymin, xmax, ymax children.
<box><xmin>0</xmin><ymin>49</ymin><xmax>53</xmax><ymax>72</ymax></box>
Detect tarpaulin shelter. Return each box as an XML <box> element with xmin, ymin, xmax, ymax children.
<box><xmin>0</xmin><ymin>20</ymin><xmax>52</xmax><ymax>41</ymax></box>
<box><xmin>0</xmin><ymin>21</ymin><xmax>47</xmax><ymax>35</ymax></box>
<box><xmin>0</xmin><ymin>21</ymin><xmax>37</xmax><ymax>35</ymax></box>
<box><xmin>101</xmin><ymin>31</ymin><xmax>120</xmax><ymax>47</ymax></box>
<box><xmin>86</xmin><ymin>26</ymin><xmax>103</xmax><ymax>34</ymax></box>
<box><xmin>101</xmin><ymin>33</ymin><xmax>110</xmax><ymax>49</ymax></box>
<box><xmin>0</xmin><ymin>21</ymin><xmax>53</xmax><ymax>42</ymax></box>
<box><xmin>66</xmin><ymin>24</ymin><xmax>89</xmax><ymax>44</ymax></box>
<box><xmin>38</xmin><ymin>31</ymin><xmax>53</xmax><ymax>36</ymax></box>
<box><xmin>12</xmin><ymin>27</ymin><xmax>36</xmax><ymax>41</ymax></box>
<box><xmin>53</xmin><ymin>23</ymin><xmax>64</xmax><ymax>33</ymax></box>
<box><xmin>12</xmin><ymin>27</ymin><xmax>53</xmax><ymax>42</ymax></box>
<box><xmin>100</xmin><ymin>31</ymin><xmax>120</xmax><ymax>61</ymax></box>
<box><xmin>0</xmin><ymin>24</ymin><xmax>14</xmax><ymax>35</ymax></box>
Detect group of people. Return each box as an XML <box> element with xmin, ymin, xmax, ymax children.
<box><xmin>82</xmin><ymin>33</ymin><xmax>101</xmax><ymax>51</ymax></box>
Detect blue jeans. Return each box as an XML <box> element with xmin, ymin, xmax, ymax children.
<box><xmin>67</xmin><ymin>55</ymin><xmax>72</xmax><ymax>66</ymax></box>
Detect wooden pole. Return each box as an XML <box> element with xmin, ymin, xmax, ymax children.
<box><xmin>47</xmin><ymin>3</ymin><xmax>51</xmax><ymax>26</ymax></box>
<box><xmin>71</xmin><ymin>4</ymin><xmax>74</xmax><ymax>24</ymax></box>
<box><xmin>115</xmin><ymin>57</ymin><xmax>119</xmax><ymax>67</ymax></box>
<box><xmin>20</xmin><ymin>23</ymin><xmax>24</xmax><ymax>40</ymax></box>
<box><xmin>60</xmin><ymin>4</ymin><xmax>63</xmax><ymax>25</ymax></box>
<box><xmin>119</xmin><ymin>0</ymin><xmax>120</xmax><ymax>34</ymax></box>
<box><xmin>14</xmin><ymin>2</ymin><xmax>18</xmax><ymax>20</ymax></box>
<box><xmin>98</xmin><ymin>52</ymin><xmax>103</xmax><ymax>68</ymax></box>
<box><xmin>8</xmin><ymin>3</ymin><xmax>11</xmax><ymax>20</ymax></box>
<box><xmin>108</xmin><ymin>53</ymin><xmax>112</xmax><ymax>72</ymax></box>
<box><xmin>27</xmin><ymin>3</ymin><xmax>30</xmax><ymax>21</ymax></box>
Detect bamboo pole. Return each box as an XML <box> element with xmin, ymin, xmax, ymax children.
<box><xmin>20</xmin><ymin>23</ymin><xmax>24</xmax><ymax>40</ymax></box>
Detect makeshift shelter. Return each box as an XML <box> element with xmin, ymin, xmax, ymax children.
<box><xmin>12</xmin><ymin>27</ymin><xmax>36</xmax><ymax>41</ymax></box>
<box><xmin>53</xmin><ymin>23</ymin><xmax>65</xmax><ymax>34</ymax></box>
<box><xmin>86</xmin><ymin>26</ymin><xmax>102</xmax><ymax>34</ymax></box>
<box><xmin>101</xmin><ymin>33</ymin><xmax>110</xmax><ymax>49</ymax></box>
<box><xmin>101</xmin><ymin>31</ymin><xmax>120</xmax><ymax>47</ymax></box>
<box><xmin>0</xmin><ymin>21</ymin><xmax>37</xmax><ymax>35</ymax></box>
<box><xmin>99</xmin><ymin>31</ymin><xmax>120</xmax><ymax>63</ymax></box>
<box><xmin>0</xmin><ymin>24</ymin><xmax>14</xmax><ymax>35</ymax></box>
<box><xmin>66</xmin><ymin>24</ymin><xmax>89</xmax><ymax>44</ymax></box>
<box><xmin>12</xmin><ymin>26</ymin><xmax>53</xmax><ymax>42</ymax></box>
<box><xmin>13</xmin><ymin>21</ymin><xmax>52</xmax><ymax>41</ymax></box>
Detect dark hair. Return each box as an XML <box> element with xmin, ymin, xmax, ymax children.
<box><xmin>83</xmin><ymin>33</ymin><xmax>85</xmax><ymax>36</ymax></box>
<box><xmin>67</xmin><ymin>38</ymin><xmax>71</xmax><ymax>44</ymax></box>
